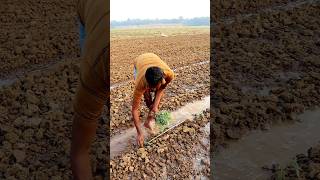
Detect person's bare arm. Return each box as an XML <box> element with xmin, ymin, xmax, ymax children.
<box><xmin>152</xmin><ymin>73</ymin><xmax>174</xmax><ymax>112</ymax></box>
<box><xmin>71</xmin><ymin>115</ymin><xmax>98</xmax><ymax>180</ymax></box>
<box><xmin>152</xmin><ymin>89</ymin><xmax>164</xmax><ymax>113</ymax></box>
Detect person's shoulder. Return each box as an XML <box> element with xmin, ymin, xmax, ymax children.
<box><xmin>164</xmin><ymin>69</ymin><xmax>174</xmax><ymax>79</ymax></box>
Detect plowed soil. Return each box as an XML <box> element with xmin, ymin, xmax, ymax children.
<box><xmin>0</xmin><ymin>60</ymin><xmax>108</xmax><ymax>179</ymax></box>
<box><xmin>0</xmin><ymin>0</ymin><xmax>79</xmax><ymax>78</ymax></box>
<box><xmin>111</xmin><ymin>34</ymin><xmax>209</xmax><ymax>84</ymax></box>
<box><xmin>211</xmin><ymin>0</ymin><xmax>320</xmax><ymax>178</ymax></box>
<box><xmin>109</xmin><ymin>27</ymin><xmax>210</xmax><ymax>178</ymax></box>
<box><xmin>0</xmin><ymin>15</ymin><xmax>210</xmax><ymax>180</ymax></box>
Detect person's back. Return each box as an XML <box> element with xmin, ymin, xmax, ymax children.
<box><xmin>133</xmin><ymin>53</ymin><xmax>173</xmax><ymax>96</ymax></box>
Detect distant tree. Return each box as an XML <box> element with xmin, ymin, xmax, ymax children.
<box><xmin>111</xmin><ymin>17</ymin><xmax>209</xmax><ymax>28</ymax></box>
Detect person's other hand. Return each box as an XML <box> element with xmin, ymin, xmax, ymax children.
<box><xmin>136</xmin><ymin>133</ymin><xmax>144</xmax><ymax>147</ymax></box>
<box><xmin>151</xmin><ymin>104</ymin><xmax>159</xmax><ymax>114</ymax></box>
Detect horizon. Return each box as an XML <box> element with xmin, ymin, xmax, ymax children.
<box><xmin>111</xmin><ymin>16</ymin><xmax>209</xmax><ymax>22</ymax></box>
<box><xmin>111</xmin><ymin>0</ymin><xmax>209</xmax><ymax>21</ymax></box>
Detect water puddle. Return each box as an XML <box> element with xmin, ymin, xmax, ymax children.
<box><xmin>212</xmin><ymin>108</ymin><xmax>320</xmax><ymax>180</ymax></box>
<box><xmin>110</xmin><ymin>96</ymin><xmax>210</xmax><ymax>159</ymax></box>
<box><xmin>193</xmin><ymin>122</ymin><xmax>210</xmax><ymax>178</ymax></box>
<box><xmin>0</xmin><ymin>77</ymin><xmax>17</xmax><ymax>87</ymax></box>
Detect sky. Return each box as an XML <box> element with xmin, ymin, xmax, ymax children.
<box><xmin>111</xmin><ymin>0</ymin><xmax>209</xmax><ymax>21</ymax></box>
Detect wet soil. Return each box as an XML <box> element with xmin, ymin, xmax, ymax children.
<box><xmin>0</xmin><ymin>0</ymin><xmax>210</xmax><ymax>179</ymax></box>
<box><xmin>110</xmin><ymin>62</ymin><xmax>209</xmax><ymax>136</ymax></box>
<box><xmin>110</xmin><ymin>96</ymin><xmax>210</xmax><ymax>159</ymax></box>
<box><xmin>270</xmin><ymin>143</ymin><xmax>320</xmax><ymax>179</ymax></box>
<box><xmin>0</xmin><ymin>34</ymin><xmax>209</xmax><ymax>179</ymax></box>
<box><xmin>110</xmin><ymin>110</ymin><xmax>210</xmax><ymax>179</ymax></box>
<box><xmin>213</xmin><ymin>108</ymin><xmax>320</xmax><ymax>179</ymax></box>
<box><xmin>211</xmin><ymin>0</ymin><xmax>320</xmax><ymax>178</ymax></box>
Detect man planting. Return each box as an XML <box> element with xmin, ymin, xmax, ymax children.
<box><xmin>132</xmin><ymin>53</ymin><xmax>174</xmax><ymax>147</ymax></box>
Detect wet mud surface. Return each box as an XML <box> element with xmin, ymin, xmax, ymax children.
<box><xmin>270</xmin><ymin>143</ymin><xmax>320</xmax><ymax>179</ymax></box>
<box><xmin>211</xmin><ymin>0</ymin><xmax>320</xmax><ymax>178</ymax></box>
<box><xmin>213</xmin><ymin>108</ymin><xmax>320</xmax><ymax>179</ymax></box>
<box><xmin>109</xmin><ymin>29</ymin><xmax>210</xmax><ymax>178</ymax></box>
<box><xmin>110</xmin><ymin>110</ymin><xmax>210</xmax><ymax>179</ymax></box>
<box><xmin>110</xmin><ymin>96</ymin><xmax>210</xmax><ymax>159</ymax></box>
<box><xmin>0</xmin><ymin>21</ymin><xmax>209</xmax><ymax>180</ymax></box>
<box><xmin>111</xmin><ymin>62</ymin><xmax>209</xmax><ymax>136</ymax></box>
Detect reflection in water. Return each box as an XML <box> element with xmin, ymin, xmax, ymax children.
<box><xmin>213</xmin><ymin>108</ymin><xmax>320</xmax><ymax>180</ymax></box>
<box><xmin>110</xmin><ymin>96</ymin><xmax>210</xmax><ymax>159</ymax></box>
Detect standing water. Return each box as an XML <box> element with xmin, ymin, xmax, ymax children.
<box><xmin>110</xmin><ymin>96</ymin><xmax>210</xmax><ymax>159</ymax></box>
<box><xmin>213</xmin><ymin>108</ymin><xmax>320</xmax><ymax>180</ymax></box>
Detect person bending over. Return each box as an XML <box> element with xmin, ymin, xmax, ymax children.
<box><xmin>131</xmin><ymin>53</ymin><xmax>174</xmax><ymax>147</ymax></box>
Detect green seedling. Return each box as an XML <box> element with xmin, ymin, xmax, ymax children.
<box><xmin>273</xmin><ymin>164</ymin><xmax>285</xmax><ymax>180</ymax></box>
<box><xmin>275</xmin><ymin>167</ymin><xmax>285</xmax><ymax>180</ymax></box>
<box><xmin>155</xmin><ymin>111</ymin><xmax>171</xmax><ymax>132</ymax></box>
<box><xmin>290</xmin><ymin>158</ymin><xmax>301</xmax><ymax>178</ymax></box>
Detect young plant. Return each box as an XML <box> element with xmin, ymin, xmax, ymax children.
<box><xmin>155</xmin><ymin>111</ymin><xmax>171</xmax><ymax>132</ymax></box>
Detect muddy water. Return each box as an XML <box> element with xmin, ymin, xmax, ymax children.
<box><xmin>110</xmin><ymin>96</ymin><xmax>210</xmax><ymax>159</ymax></box>
<box><xmin>213</xmin><ymin>108</ymin><xmax>320</xmax><ymax>180</ymax></box>
<box><xmin>193</xmin><ymin>122</ymin><xmax>210</xmax><ymax>179</ymax></box>
<box><xmin>0</xmin><ymin>77</ymin><xmax>17</xmax><ymax>87</ymax></box>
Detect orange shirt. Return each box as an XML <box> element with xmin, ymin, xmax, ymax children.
<box><xmin>132</xmin><ymin>53</ymin><xmax>174</xmax><ymax>109</ymax></box>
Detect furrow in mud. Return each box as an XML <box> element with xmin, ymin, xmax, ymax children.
<box><xmin>211</xmin><ymin>0</ymin><xmax>320</xmax><ymax>176</ymax></box>
<box><xmin>111</xmin><ymin>34</ymin><xmax>210</xmax><ymax>84</ymax></box>
<box><xmin>110</xmin><ymin>110</ymin><xmax>210</xmax><ymax>179</ymax></box>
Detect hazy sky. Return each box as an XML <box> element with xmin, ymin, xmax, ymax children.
<box><xmin>111</xmin><ymin>0</ymin><xmax>209</xmax><ymax>21</ymax></box>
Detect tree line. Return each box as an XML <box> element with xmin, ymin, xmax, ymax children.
<box><xmin>111</xmin><ymin>17</ymin><xmax>209</xmax><ymax>28</ymax></box>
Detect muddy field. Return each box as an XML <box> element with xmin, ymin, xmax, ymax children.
<box><xmin>2</xmin><ymin>0</ymin><xmax>319</xmax><ymax>178</ymax></box>
<box><xmin>0</xmin><ymin>0</ymin><xmax>79</xmax><ymax>78</ymax></box>
<box><xmin>109</xmin><ymin>27</ymin><xmax>210</xmax><ymax>178</ymax></box>
<box><xmin>111</xmin><ymin>111</ymin><xmax>210</xmax><ymax>179</ymax></box>
<box><xmin>211</xmin><ymin>0</ymin><xmax>320</xmax><ymax>178</ymax></box>
<box><xmin>0</xmin><ymin>8</ymin><xmax>210</xmax><ymax>178</ymax></box>
<box><xmin>0</xmin><ymin>59</ymin><xmax>108</xmax><ymax>179</ymax></box>
<box><xmin>111</xmin><ymin>33</ymin><xmax>209</xmax><ymax>83</ymax></box>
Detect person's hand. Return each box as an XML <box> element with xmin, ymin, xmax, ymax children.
<box><xmin>136</xmin><ymin>133</ymin><xmax>144</xmax><ymax>147</ymax></box>
<box><xmin>151</xmin><ymin>104</ymin><xmax>159</xmax><ymax>114</ymax></box>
